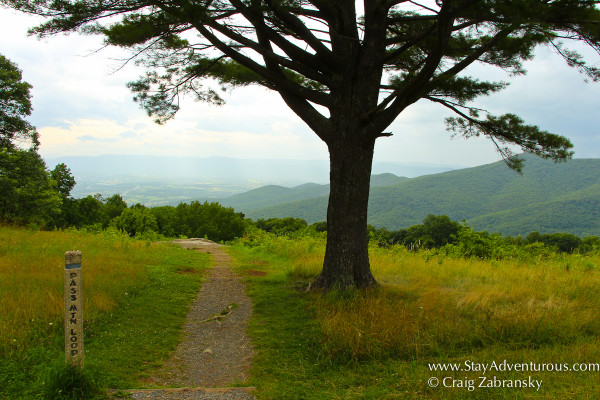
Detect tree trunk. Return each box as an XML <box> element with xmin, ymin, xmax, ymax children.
<box><xmin>311</xmin><ymin>138</ymin><xmax>379</xmax><ymax>290</ymax></box>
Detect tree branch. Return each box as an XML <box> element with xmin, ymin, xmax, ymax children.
<box><xmin>438</xmin><ymin>26</ymin><xmax>516</xmax><ymax>79</ymax></box>
<box><xmin>264</xmin><ymin>0</ymin><xmax>335</xmax><ymax>64</ymax></box>
<box><xmin>373</xmin><ymin>1</ymin><xmax>456</xmax><ymax>132</ymax></box>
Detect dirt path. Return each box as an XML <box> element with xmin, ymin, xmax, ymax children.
<box><xmin>119</xmin><ymin>239</ymin><xmax>255</xmax><ymax>400</ymax></box>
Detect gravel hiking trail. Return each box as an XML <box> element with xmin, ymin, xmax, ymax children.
<box><xmin>116</xmin><ymin>239</ymin><xmax>255</xmax><ymax>400</ymax></box>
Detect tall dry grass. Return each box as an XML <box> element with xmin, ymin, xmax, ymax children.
<box><xmin>249</xmin><ymin>234</ymin><xmax>600</xmax><ymax>361</ymax></box>
<box><xmin>0</xmin><ymin>227</ymin><xmax>165</xmax><ymax>355</ymax></box>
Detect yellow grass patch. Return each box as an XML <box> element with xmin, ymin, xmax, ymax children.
<box><xmin>269</xmin><ymin>237</ymin><xmax>600</xmax><ymax>360</ymax></box>
<box><xmin>0</xmin><ymin>227</ymin><xmax>159</xmax><ymax>355</ymax></box>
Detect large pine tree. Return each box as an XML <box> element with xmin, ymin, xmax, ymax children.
<box><xmin>5</xmin><ymin>0</ymin><xmax>599</xmax><ymax>288</ymax></box>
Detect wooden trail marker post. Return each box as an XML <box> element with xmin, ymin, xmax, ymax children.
<box><xmin>64</xmin><ymin>251</ymin><xmax>84</xmax><ymax>367</ymax></box>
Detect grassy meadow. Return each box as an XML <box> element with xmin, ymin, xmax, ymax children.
<box><xmin>230</xmin><ymin>230</ymin><xmax>600</xmax><ymax>399</ymax></box>
<box><xmin>0</xmin><ymin>226</ymin><xmax>210</xmax><ymax>399</ymax></box>
<box><xmin>2</xmin><ymin>225</ymin><xmax>600</xmax><ymax>399</ymax></box>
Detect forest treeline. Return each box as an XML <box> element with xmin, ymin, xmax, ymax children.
<box><xmin>3</xmin><ymin>166</ymin><xmax>246</xmax><ymax>242</ymax></box>
<box><xmin>0</xmin><ymin>140</ymin><xmax>246</xmax><ymax>240</ymax></box>
<box><xmin>252</xmin><ymin>215</ymin><xmax>600</xmax><ymax>258</ymax></box>
<box><xmin>2</xmin><ymin>156</ymin><xmax>599</xmax><ymax>258</ymax></box>
<box><xmin>3</xmin><ymin>53</ymin><xmax>598</xmax><ymax>261</ymax></box>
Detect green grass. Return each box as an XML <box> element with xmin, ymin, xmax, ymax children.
<box><xmin>83</xmin><ymin>259</ymin><xmax>207</xmax><ymax>388</ymax></box>
<box><xmin>44</xmin><ymin>362</ymin><xmax>104</xmax><ymax>400</ymax></box>
<box><xmin>229</xmin><ymin>234</ymin><xmax>600</xmax><ymax>400</ymax></box>
<box><xmin>4</xmin><ymin>225</ymin><xmax>600</xmax><ymax>399</ymax></box>
<box><xmin>230</xmin><ymin>243</ymin><xmax>425</xmax><ymax>400</ymax></box>
<box><xmin>0</xmin><ymin>227</ymin><xmax>210</xmax><ymax>399</ymax></box>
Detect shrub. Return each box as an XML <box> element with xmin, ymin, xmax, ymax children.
<box><xmin>171</xmin><ymin>201</ymin><xmax>245</xmax><ymax>241</ymax></box>
<box><xmin>581</xmin><ymin>236</ymin><xmax>600</xmax><ymax>253</ymax></box>
<box><xmin>526</xmin><ymin>231</ymin><xmax>583</xmax><ymax>253</ymax></box>
<box><xmin>44</xmin><ymin>362</ymin><xmax>103</xmax><ymax>400</ymax></box>
<box><xmin>110</xmin><ymin>206</ymin><xmax>158</xmax><ymax>237</ymax></box>
<box><xmin>255</xmin><ymin>217</ymin><xmax>308</xmax><ymax>236</ymax></box>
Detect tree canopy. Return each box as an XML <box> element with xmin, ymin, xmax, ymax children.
<box><xmin>4</xmin><ymin>0</ymin><xmax>599</xmax><ymax>288</ymax></box>
<box><xmin>0</xmin><ymin>53</ymin><xmax>63</xmax><ymax>225</ymax></box>
<box><xmin>7</xmin><ymin>1</ymin><xmax>598</xmax><ymax>165</ymax></box>
<box><xmin>0</xmin><ymin>53</ymin><xmax>38</xmax><ymax>151</ymax></box>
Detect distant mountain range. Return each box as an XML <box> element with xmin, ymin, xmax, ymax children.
<box><xmin>46</xmin><ymin>155</ymin><xmax>457</xmax><ymax>184</ymax></box>
<box><xmin>45</xmin><ymin>154</ymin><xmax>600</xmax><ymax>237</ymax></box>
<box><xmin>225</xmin><ymin>155</ymin><xmax>600</xmax><ymax>237</ymax></box>
<box><xmin>44</xmin><ymin>155</ymin><xmax>457</xmax><ymax>206</ymax></box>
<box><xmin>218</xmin><ymin>173</ymin><xmax>407</xmax><ymax>211</ymax></box>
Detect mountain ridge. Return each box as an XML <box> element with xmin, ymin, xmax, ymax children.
<box><xmin>218</xmin><ymin>173</ymin><xmax>408</xmax><ymax>211</ymax></box>
<box><xmin>241</xmin><ymin>155</ymin><xmax>600</xmax><ymax>237</ymax></box>
<box><xmin>45</xmin><ymin>154</ymin><xmax>599</xmax><ymax>237</ymax></box>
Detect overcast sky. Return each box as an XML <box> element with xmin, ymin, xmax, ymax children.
<box><xmin>1</xmin><ymin>7</ymin><xmax>599</xmax><ymax>168</ymax></box>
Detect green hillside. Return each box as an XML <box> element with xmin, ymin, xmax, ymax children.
<box><xmin>370</xmin><ymin>173</ymin><xmax>409</xmax><ymax>187</ymax></box>
<box><xmin>244</xmin><ymin>155</ymin><xmax>600</xmax><ymax>237</ymax></box>
<box><xmin>468</xmin><ymin>195</ymin><xmax>600</xmax><ymax>237</ymax></box>
<box><xmin>219</xmin><ymin>183</ymin><xmax>329</xmax><ymax>211</ymax></box>
<box><xmin>219</xmin><ymin>173</ymin><xmax>407</xmax><ymax>212</ymax></box>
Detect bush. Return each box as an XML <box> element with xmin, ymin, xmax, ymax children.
<box><xmin>110</xmin><ymin>206</ymin><xmax>158</xmax><ymax>237</ymax></box>
<box><xmin>581</xmin><ymin>236</ymin><xmax>600</xmax><ymax>253</ymax></box>
<box><xmin>171</xmin><ymin>201</ymin><xmax>246</xmax><ymax>241</ymax></box>
<box><xmin>44</xmin><ymin>362</ymin><xmax>103</xmax><ymax>400</ymax></box>
<box><xmin>442</xmin><ymin>227</ymin><xmax>505</xmax><ymax>259</ymax></box>
<box><xmin>255</xmin><ymin>217</ymin><xmax>308</xmax><ymax>236</ymax></box>
<box><xmin>526</xmin><ymin>231</ymin><xmax>583</xmax><ymax>253</ymax></box>
<box><xmin>310</xmin><ymin>221</ymin><xmax>327</xmax><ymax>233</ymax></box>
<box><xmin>368</xmin><ymin>215</ymin><xmax>462</xmax><ymax>250</ymax></box>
